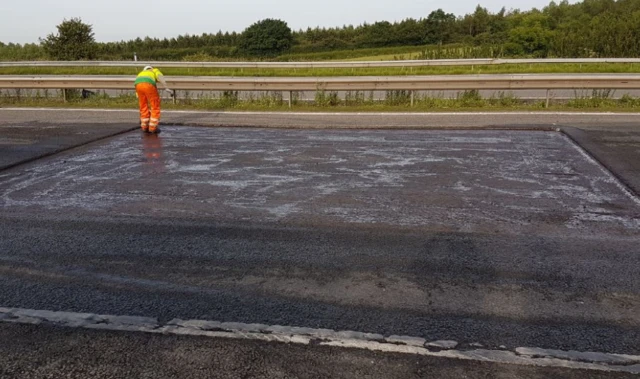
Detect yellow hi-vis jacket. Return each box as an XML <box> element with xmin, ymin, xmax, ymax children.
<box><xmin>134</xmin><ymin>68</ymin><xmax>165</xmax><ymax>87</ymax></box>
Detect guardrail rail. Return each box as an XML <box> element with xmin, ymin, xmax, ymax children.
<box><xmin>1</xmin><ymin>73</ymin><xmax>639</xmax><ymax>107</ymax></box>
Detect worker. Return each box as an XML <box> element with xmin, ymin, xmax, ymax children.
<box><xmin>134</xmin><ymin>65</ymin><xmax>172</xmax><ymax>133</ymax></box>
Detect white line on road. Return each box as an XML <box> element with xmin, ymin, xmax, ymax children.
<box><xmin>2</xmin><ymin>107</ymin><xmax>640</xmax><ymax>116</ymax></box>
<box><xmin>1</xmin><ymin>307</ymin><xmax>638</xmax><ymax>374</ymax></box>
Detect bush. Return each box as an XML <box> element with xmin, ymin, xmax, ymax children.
<box><xmin>239</xmin><ymin>19</ymin><xmax>293</xmax><ymax>57</ymax></box>
<box><xmin>220</xmin><ymin>91</ymin><xmax>239</xmax><ymax>106</ymax></box>
<box><xmin>182</xmin><ymin>52</ymin><xmax>216</xmax><ymax>62</ymax></box>
<box><xmin>458</xmin><ymin>90</ymin><xmax>484</xmax><ymax>107</ymax></box>
<box><xmin>345</xmin><ymin>91</ymin><xmax>367</xmax><ymax>105</ymax></box>
<box><xmin>489</xmin><ymin>91</ymin><xmax>520</xmax><ymax>106</ymax></box>
<box><xmin>41</xmin><ymin>18</ymin><xmax>97</xmax><ymax>60</ymax></box>
<box><xmin>315</xmin><ymin>90</ymin><xmax>340</xmax><ymax>106</ymax></box>
<box><xmin>620</xmin><ymin>94</ymin><xmax>640</xmax><ymax>107</ymax></box>
<box><xmin>385</xmin><ymin>90</ymin><xmax>411</xmax><ymax>106</ymax></box>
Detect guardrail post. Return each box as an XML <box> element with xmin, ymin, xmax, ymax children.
<box><xmin>545</xmin><ymin>89</ymin><xmax>550</xmax><ymax>108</ymax></box>
<box><xmin>172</xmin><ymin>90</ymin><xmax>176</xmax><ymax>105</ymax></box>
<box><xmin>5</xmin><ymin>73</ymin><xmax>640</xmax><ymax>107</ymax></box>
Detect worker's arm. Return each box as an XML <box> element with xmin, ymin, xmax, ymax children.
<box><xmin>158</xmin><ymin>75</ymin><xmax>173</xmax><ymax>93</ymax></box>
<box><xmin>155</xmin><ymin>69</ymin><xmax>173</xmax><ymax>93</ymax></box>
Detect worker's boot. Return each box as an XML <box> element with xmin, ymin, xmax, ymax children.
<box><xmin>140</xmin><ymin>118</ymin><xmax>150</xmax><ymax>133</ymax></box>
<box><xmin>149</xmin><ymin>118</ymin><xmax>161</xmax><ymax>134</ymax></box>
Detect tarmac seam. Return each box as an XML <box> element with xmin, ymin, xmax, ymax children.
<box><xmin>1</xmin><ymin>307</ymin><xmax>639</xmax><ymax>374</ymax></box>
<box><xmin>559</xmin><ymin>127</ymin><xmax>640</xmax><ymax>202</ymax></box>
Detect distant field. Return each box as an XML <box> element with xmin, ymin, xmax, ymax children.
<box><xmin>275</xmin><ymin>43</ymin><xmax>504</xmax><ymax>61</ymax></box>
<box><xmin>2</xmin><ymin>63</ymin><xmax>640</xmax><ymax>77</ymax></box>
<box><xmin>277</xmin><ymin>45</ymin><xmax>433</xmax><ymax>61</ymax></box>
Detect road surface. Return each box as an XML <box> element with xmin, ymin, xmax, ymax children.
<box><xmin>0</xmin><ymin>109</ymin><xmax>638</xmax><ymax>377</ymax></box>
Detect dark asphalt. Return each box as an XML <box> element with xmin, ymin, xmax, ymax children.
<box><xmin>0</xmin><ymin>126</ymin><xmax>638</xmax><ymax>352</ymax></box>
<box><xmin>0</xmin><ymin>111</ymin><xmax>639</xmax><ymax>377</ymax></box>
<box><xmin>562</xmin><ymin>126</ymin><xmax>640</xmax><ymax>196</ymax></box>
<box><xmin>0</xmin><ymin>215</ymin><xmax>639</xmax><ymax>352</ymax></box>
<box><xmin>0</xmin><ymin>122</ymin><xmax>135</xmax><ymax>171</ymax></box>
<box><xmin>2</xmin><ymin>323</ymin><xmax>633</xmax><ymax>379</ymax></box>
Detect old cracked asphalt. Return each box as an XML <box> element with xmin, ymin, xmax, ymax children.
<box><xmin>0</xmin><ymin>323</ymin><xmax>634</xmax><ymax>379</ymax></box>
<box><xmin>0</xmin><ymin>109</ymin><xmax>639</xmax><ymax>378</ymax></box>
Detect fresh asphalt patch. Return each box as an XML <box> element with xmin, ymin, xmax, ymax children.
<box><xmin>0</xmin><ymin>120</ymin><xmax>638</xmax><ymax>378</ymax></box>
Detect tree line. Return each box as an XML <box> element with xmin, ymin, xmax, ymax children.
<box><xmin>2</xmin><ymin>0</ymin><xmax>640</xmax><ymax>61</ymax></box>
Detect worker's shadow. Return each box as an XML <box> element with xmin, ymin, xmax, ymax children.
<box><xmin>142</xmin><ymin>133</ymin><xmax>166</xmax><ymax>174</ymax></box>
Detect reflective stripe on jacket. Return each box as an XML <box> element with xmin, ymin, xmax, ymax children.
<box><xmin>134</xmin><ymin>68</ymin><xmax>163</xmax><ymax>87</ymax></box>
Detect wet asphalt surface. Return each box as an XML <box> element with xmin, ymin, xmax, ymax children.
<box><xmin>0</xmin><ymin>110</ymin><xmax>639</xmax><ymax>377</ymax></box>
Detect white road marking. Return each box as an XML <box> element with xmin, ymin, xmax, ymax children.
<box><xmin>2</xmin><ymin>107</ymin><xmax>640</xmax><ymax>116</ymax></box>
<box><xmin>1</xmin><ymin>307</ymin><xmax>638</xmax><ymax>374</ymax></box>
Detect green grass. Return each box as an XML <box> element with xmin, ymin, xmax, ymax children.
<box><xmin>277</xmin><ymin>45</ymin><xmax>434</xmax><ymax>61</ymax></box>
<box><xmin>2</xmin><ymin>63</ymin><xmax>640</xmax><ymax>77</ymax></box>
<box><xmin>3</xmin><ymin>90</ymin><xmax>640</xmax><ymax>112</ymax></box>
<box><xmin>344</xmin><ymin>51</ymin><xmax>424</xmax><ymax>61</ymax></box>
<box><xmin>277</xmin><ymin>43</ymin><xmax>504</xmax><ymax>61</ymax></box>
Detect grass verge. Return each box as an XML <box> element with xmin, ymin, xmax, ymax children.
<box><xmin>2</xmin><ymin>90</ymin><xmax>640</xmax><ymax>112</ymax></box>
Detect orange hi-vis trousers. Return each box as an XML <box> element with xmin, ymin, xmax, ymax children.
<box><xmin>136</xmin><ymin>83</ymin><xmax>161</xmax><ymax>132</ymax></box>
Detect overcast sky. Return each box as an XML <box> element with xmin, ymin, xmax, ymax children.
<box><xmin>1</xmin><ymin>0</ymin><xmax>579</xmax><ymax>44</ymax></box>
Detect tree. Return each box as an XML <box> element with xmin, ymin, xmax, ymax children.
<box><xmin>424</xmin><ymin>9</ymin><xmax>457</xmax><ymax>44</ymax></box>
<box><xmin>239</xmin><ymin>19</ymin><xmax>293</xmax><ymax>57</ymax></box>
<box><xmin>509</xmin><ymin>26</ymin><xmax>554</xmax><ymax>56</ymax></box>
<box><xmin>362</xmin><ymin>21</ymin><xmax>395</xmax><ymax>47</ymax></box>
<box><xmin>471</xmin><ymin>6</ymin><xmax>491</xmax><ymax>36</ymax></box>
<box><xmin>396</xmin><ymin>18</ymin><xmax>423</xmax><ymax>46</ymax></box>
<box><xmin>508</xmin><ymin>11</ymin><xmax>554</xmax><ymax>56</ymax></box>
<box><xmin>41</xmin><ymin>18</ymin><xmax>96</xmax><ymax>60</ymax></box>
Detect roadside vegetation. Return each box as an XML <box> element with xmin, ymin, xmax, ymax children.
<box><xmin>3</xmin><ymin>0</ymin><xmax>640</xmax><ymax>113</ymax></box>
<box><xmin>3</xmin><ymin>63</ymin><xmax>640</xmax><ymax>77</ymax></box>
<box><xmin>2</xmin><ymin>0</ymin><xmax>640</xmax><ymax>62</ymax></box>
<box><xmin>2</xmin><ymin>89</ymin><xmax>640</xmax><ymax>112</ymax></box>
